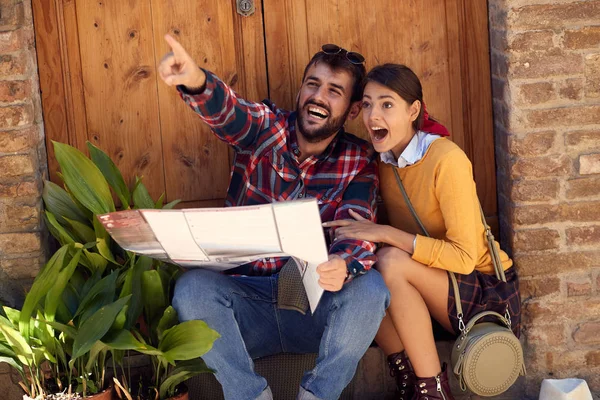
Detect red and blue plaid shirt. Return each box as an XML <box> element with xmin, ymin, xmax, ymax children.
<box><xmin>178</xmin><ymin>71</ymin><xmax>378</xmax><ymax>279</ymax></box>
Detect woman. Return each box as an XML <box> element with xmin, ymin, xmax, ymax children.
<box><xmin>324</xmin><ymin>64</ymin><xmax>521</xmax><ymax>400</ymax></box>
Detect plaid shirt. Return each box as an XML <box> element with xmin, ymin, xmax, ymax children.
<box><xmin>178</xmin><ymin>70</ymin><xmax>378</xmax><ymax>279</ymax></box>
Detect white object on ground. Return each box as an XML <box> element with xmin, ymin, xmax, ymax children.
<box><xmin>539</xmin><ymin>378</ymin><xmax>593</xmax><ymax>400</ymax></box>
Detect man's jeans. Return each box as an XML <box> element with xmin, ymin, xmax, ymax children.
<box><xmin>172</xmin><ymin>268</ymin><xmax>390</xmax><ymax>400</ymax></box>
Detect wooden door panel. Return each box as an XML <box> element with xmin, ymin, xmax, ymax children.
<box><xmin>150</xmin><ymin>0</ymin><xmax>236</xmax><ymax>203</ymax></box>
<box><xmin>75</xmin><ymin>0</ymin><xmax>166</xmax><ymax>199</ymax></box>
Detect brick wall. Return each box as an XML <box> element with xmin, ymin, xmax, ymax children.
<box><xmin>0</xmin><ymin>0</ymin><xmax>45</xmax><ymax>396</ymax></box>
<box><xmin>0</xmin><ymin>0</ymin><xmax>45</xmax><ymax>304</ymax></box>
<box><xmin>489</xmin><ymin>0</ymin><xmax>600</xmax><ymax>397</ymax></box>
<box><xmin>1</xmin><ymin>0</ymin><xmax>599</xmax><ymax>398</ymax></box>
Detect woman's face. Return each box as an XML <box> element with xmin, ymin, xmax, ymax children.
<box><xmin>362</xmin><ymin>81</ymin><xmax>420</xmax><ymax>159</ymax></box>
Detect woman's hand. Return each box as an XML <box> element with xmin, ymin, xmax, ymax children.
<box><xmin>322</xmin><ymin>209</ymin><xmax>387</xmax><ymax>243</ymax></box>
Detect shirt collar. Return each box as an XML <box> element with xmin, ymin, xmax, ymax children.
<box><xmin>380</xmin><ymin>131</ymin><xmax>422</xmax><ymax>167</ymax></box>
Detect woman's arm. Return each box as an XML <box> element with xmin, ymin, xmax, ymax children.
<box><xmin>323</xmin><ymin>210</ymin><xmax>417</xmax><ymax>255</ymax></box>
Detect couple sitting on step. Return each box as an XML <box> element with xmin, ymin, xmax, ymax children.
<box><xmin>158</xmin><ymin>34</ymin><xmax>521</xmax><ymax>400</ymax></box>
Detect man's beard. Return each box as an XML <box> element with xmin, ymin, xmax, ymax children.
<box><xmin>296</xmin><ymin>99</ymin><xmax>350</xmax><ymax>144</ymax></box>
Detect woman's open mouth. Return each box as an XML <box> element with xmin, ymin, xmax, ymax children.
<box><xmin>370</xmin><ymin>126</ymin><xmax>389</xmax><ymax>142</ymax></box>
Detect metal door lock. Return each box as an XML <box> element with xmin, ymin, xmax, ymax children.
<box><xmin>236</xmin><ymin>0</ymin><xmax>255</xmax><ymax>17</ymax></box>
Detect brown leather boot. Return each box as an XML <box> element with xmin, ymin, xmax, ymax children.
<box><xmin>387</xmin><ymin>351</ymin><xmax>416</xmax><ymax>400</ymax></box>
<box><xmin>414</xmin><ymin>363</ymin><xmax>455</xmax><ymax>400</ymax></box>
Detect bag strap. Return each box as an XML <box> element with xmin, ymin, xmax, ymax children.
<box><xmin>392</xmin><ymin>167</ymin><xmax>508</xmax><ymax>333</ymax></box>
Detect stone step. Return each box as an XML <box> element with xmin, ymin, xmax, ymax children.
<box><xmin>188</xmin><ymin>342</ymin><xmax>527</xmax><ymax>399</ymax></box>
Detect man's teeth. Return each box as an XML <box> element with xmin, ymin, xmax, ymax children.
<box><xmin>308</xmin><ymin>106</ymin><xmax>328</xmax><ymax>119</ymax></box>
<box><xmin>371</xmin><ymin>127</ymin><xmax>385</xmax><ymax>131</ymax></box>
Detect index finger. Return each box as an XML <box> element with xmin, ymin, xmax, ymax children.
<box><xmin>322</xmin><ymin>220</ymin><xmax>351</xmax><ymax>228</ymax></box>
<box><xmin>164</xmin><ymin>34</ymin><xmax>188</xmax><ymax>57</ymax></box>
<box><xmin>348</xmin><ymin>209</ymin><xmax>367</xmax><ymax>221</ymax></box>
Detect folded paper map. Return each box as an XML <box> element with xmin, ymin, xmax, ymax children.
<box><xmin>97</xmin><ymin>199</ymin><xmax>328</xmax><ymax>312</ymax></box>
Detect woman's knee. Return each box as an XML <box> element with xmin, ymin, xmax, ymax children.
<box><xmin>375</xmin><ymin>246</ymin><xmax>412</xmax><ymax>283</ymax></box>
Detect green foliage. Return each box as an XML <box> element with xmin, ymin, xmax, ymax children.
<box><xmin>19</xmin><ymin>141</ymin><xmax>217</xmax><ymax>399</ymax></box>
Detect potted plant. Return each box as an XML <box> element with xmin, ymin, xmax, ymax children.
<box><xmin>0</xmin><ymin>242</ymin><xmax>128</xmax><ymax>400</ymax></box>
<box><xmin>39</xmin><ymin>141</ymin><xmax>219</xmax><ymax>399</ymax></box>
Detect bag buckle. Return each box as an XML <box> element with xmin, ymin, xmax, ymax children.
<box><xmin>457</xmin><ymin>312</ymin><xmax>466</xmax><ymax>333</ymax></box>
<box><xmin>505</xmin><ymin>306</ymin><xmax>512</xmax><ymax>328</ymax></box>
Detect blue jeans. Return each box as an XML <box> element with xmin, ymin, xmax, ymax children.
<box><xmin>172</xmin><ymin>269</ymin><xmax>390</xmax><ymax>400</ymax></box>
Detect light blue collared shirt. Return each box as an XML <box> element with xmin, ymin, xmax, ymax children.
<box><xmin>380</xmin><ymin>130</ymin><xmax>441</xmax><ymax>168</ymax></box>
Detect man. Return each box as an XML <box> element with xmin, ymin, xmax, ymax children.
<box><xmin>160</xmin><ymin>35</ymin><xmax>389</xmax><ymax>400</ymax></box>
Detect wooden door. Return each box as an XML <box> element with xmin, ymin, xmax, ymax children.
<box><xmin>33</xmin><ymin>0</ymin><xmax>496</xmax><ymax>222</ymax></box>
<box><xmin>33</xmin><ymin>0</ymin><xmax>267</xmax><ymax>208</ymax></box>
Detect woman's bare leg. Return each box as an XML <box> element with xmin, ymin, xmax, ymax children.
<box><xmin>376</xmin><ymin>246</ymin><xmax>453</xmax><ymax>377</ymax></box>
<box><xmin>375</xmin><ymin>313</ymin><xmax>404</xmax><ymax>355</ymax></box>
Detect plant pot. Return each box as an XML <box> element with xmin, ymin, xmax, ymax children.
<box><xmin>22</xmin><ymin>386</ymin><xmax>114</xmax><ymax>400</ymax></box>
<box><xmin>166</xmin><ymin>384</ymin><xmax>189</xmax><ymax>400</ymax></box>
<box><xmin>84</xmin><ymin>387</ymin><xmax>114</xmax><ymax>400</ymax></box>
<box><xmin>167</xmin><ymin>390</ymin><xmax>188</xmax><ymax>400</ymax></box>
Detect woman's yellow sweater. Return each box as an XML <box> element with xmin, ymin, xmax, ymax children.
<box><xmin>379</xmin><ymin>138</ymin><xmax>512</xmax><ymax>275</ymax></box>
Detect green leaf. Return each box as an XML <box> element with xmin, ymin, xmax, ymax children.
<box><xmin>43</xmin><ymin>180</ymin><xmax>90</xmax><ymax>224</ymax></box>
<box><xmin>39</xmin><ymin>319</ymin><xmax>77</xmax><ymax>338</ymax></box>
<box><xmin>159</xmin><ymin>320</ymin><xmax>220</xmax><ymax>364</ymax></box>
<box><xmin>87</xmin><ymin>141</ymin><xmax>131</xmax><ymax>209</ymax></box>
<box><xmin>132</xmin><ymin>177</ymin><xmax>154</xmax><ymax>209</ymax></box>
<box><xmin>74</xmin><ymin>271</ymin><xmax>119</xmax><ymax>323</ymax></box>
<box><xmin>93</xmin><ymin>217</ymin><xmax>116</xmax><ymax>263</ymax></box>
<box><xmin>84</xmin><ymin>340</ymin><xmax>109</xmax><ymax>373</ymax></box>
<box><xmin>45</xmin><ymin>211</ymin><xmax>76</xmax><ymax>245</ymax></box>
<box><xmin>0</xmin><ymin>341</ymin><xmax>17</xmax><ymax>358</ymax></box>
<box><xmin>154</xmin><ymin>192</ymin><xmax>165</xmax><ymax>209</ymax></box>
<box><xmin>53</xmin><ymin>141</ymin><xmax>115</xmax><ymax>215</ymax></box>
<box><xmin>45</xmin><ymin>248</ymin><xmax>82</xmax><ymax>323</ymax></box>
<box><xmin>20</xmin><ymin>245</ymin><xmax>71</xmax><ymax>339</ymax></box>
<box><xmin>141</xmin><ymin>270</ymin><xmax>167</xmax><ymax>337</ymax></box>
<box><xmin>3</xmin><ymin>307</ymin><xmax>19</xmax><ymax>327</ymax></box>
<box><xmin>0</xmin><ymin>324</ymin><xmax>33</xmax><ymax>365</ymax></box>
<box><xmin>159</xmin><ymin>358</ymin><xmax>213</xmax><ymax>399</ymax></box>
<box><xmin>162</xmin><ymin>199</ymin><xmax>182</xmax><ymax>210</ymax></box>
<box><xmin>83</xmin><ymin>249</ymin><xmax>108</xmax><ymax>276</ymax></box>
<box><xmin>120</xmin><ymin>256</ymin><xmax>151</xmax><ymax>329</ymax></box>
<box><xmin>110</xmin><ymin>305</ymin><xmax>128</xmax><ymax>331</ymax></box>
<box><xmin>71</xmin><ymin>295</ymin><xmax>131</xmax><ymax>360</ymax></box>
<box><xmin>156</xmin><ymin>306</ymin><xmax>178</xmax><ymax>342</ymax></box>
<box><xmin>101</xmin><ymin>330</ymin><xmax>161</xmax><ymax>355</ymax></box>
<box><xmin>63</xmin><ymin>217</ymin><xmax>96</xmax><ymax>244</ymax></box>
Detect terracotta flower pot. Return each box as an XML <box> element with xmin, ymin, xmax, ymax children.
<box><xmin>22</xmin><ymin>386</ymin><xmax>114</xmax><ymax>400</ymax></box>
<box><xmin>85</xmin><ymin>387</ymin><xmax>114</xmax><ymax>400</ymax></box>
<box><xmin>166</xmin><ymin>384</ymin><xmax>189</xmax><ymax>400</ymax></box>
<box><xmin>167</xmin><ymin>390</ymin><xmax>188</xmax><ymax>400</ymax></box>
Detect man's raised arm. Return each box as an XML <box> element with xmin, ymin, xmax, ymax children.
<box><xmin>158</xmin><ymin>34</ymin><xmax>274</xmax><ymax>150</ymax></box>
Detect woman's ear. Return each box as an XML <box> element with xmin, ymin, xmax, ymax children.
<box><xmin>346</xmin><ymin>101</ymin><xmax>362</xmax><ymax>121</ymax></box>
<box><xmin>409</xmin><ymin>100</ymin><xmax>421</xmax><ymax>122</ymax></box>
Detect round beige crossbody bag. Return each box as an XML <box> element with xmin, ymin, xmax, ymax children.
<box><xmin>392</xmin><ymin>168</ymin><xmax>526</xmax><ymax>397</ymax></box>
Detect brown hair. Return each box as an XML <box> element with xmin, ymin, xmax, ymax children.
<box><xmin>365</xmin><ymin>64</ymin><xmax>424</xmax><ymax>131</ymax></box>
<box><xmin>302</xmin><ymin>52</ymin><xmax>367</xmax><ymax>103</ymax></box>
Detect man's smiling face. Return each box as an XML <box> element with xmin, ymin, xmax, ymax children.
<box><xmin>296</xmin><ymin>63</ymin><xmax>354</xmax><ymax>143</ymax></box>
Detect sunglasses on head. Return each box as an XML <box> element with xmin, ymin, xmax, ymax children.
<box><xmin>321</xmin><ymin>44</ymin><xmax>365</xmax><ymax>65</ymax></box>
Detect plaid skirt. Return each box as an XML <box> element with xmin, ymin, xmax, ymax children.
<box><xmin>447</xmin><ymin>267</ymin><xmax>521</xmax><ymax>338</ymax></box>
